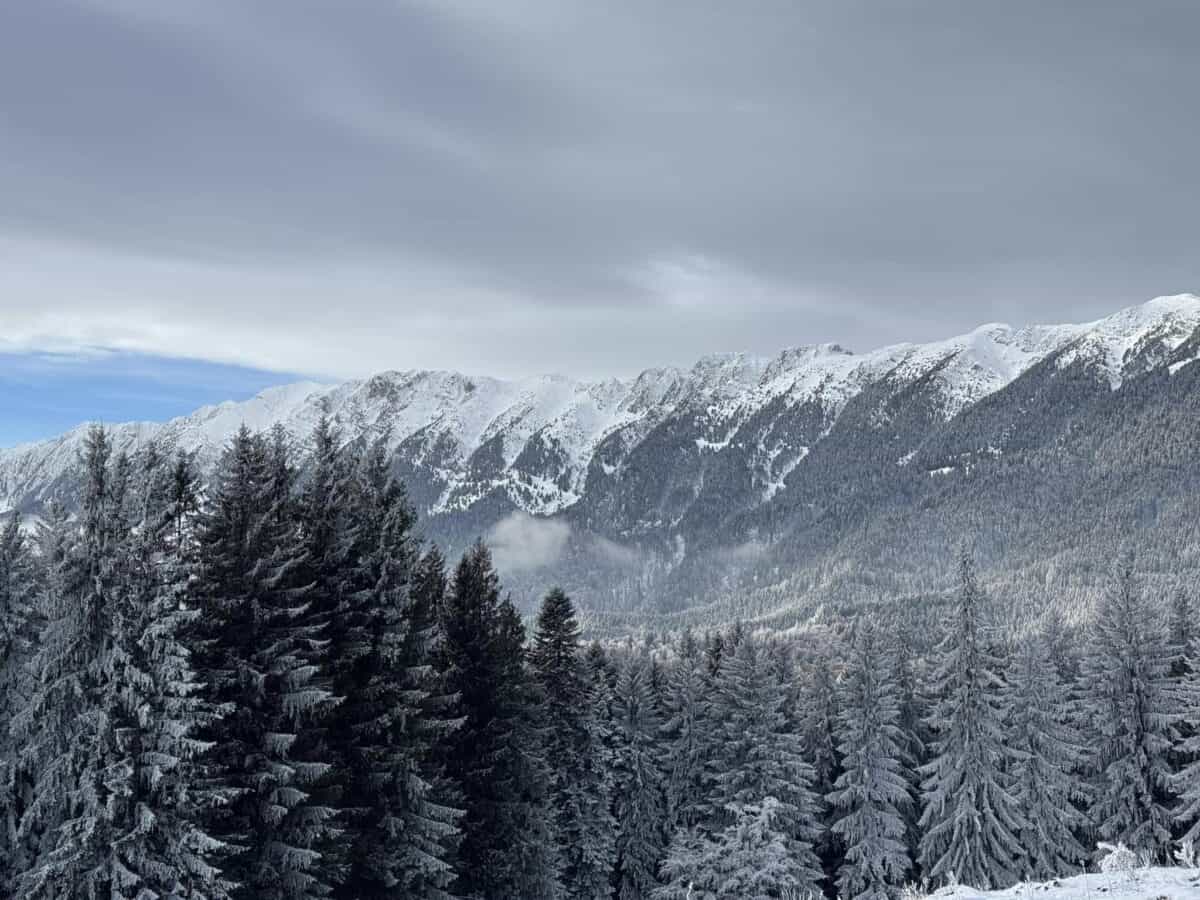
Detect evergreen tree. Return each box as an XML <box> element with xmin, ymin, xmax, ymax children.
<box><xmin>0</xmin><ymin>511</ymin><xmax>38</xmax><ymax>891</ymax></box>
<box><xmin>436</xmin><ymin>542</ymin><xmax>556</xmax><ymax>899</ymax></box>
<box><xmin>829</xmin><ymin>621</ymin><xmax>912</xmax><ymax>900</ymax></box>
<box><xmin>918</xmin><ymin>549</ymin><xmax>1025</xmax><ymax>890</ymax></box>
<box><xmin>1006</xmin><ymin>635</ymin><xmax>1089</xmax><ymax>880</ymax></box>
<box><xmin>529</xmin><ymin>588</ymin><xmax>615</xmax><ymax>900</ymax></box>
<box><xmin>11</xmin><ymin>431</ymin><xmax>232</xmax><ymax>898</ymax></box>
<box><xmin>611</xmin><ymin>654</ymin><xmax>668</xmax><ymax>900</ymax></box>
<box><xmin>660</xmin><ymin>629</ymin><xmax>715</xmax><ymax>831</ymax></box>
<box><xmin>322</xmin><ymin>436</ymin><xmax>461</xmax><ymax>899</ymax></box>
<box><xmin>1080</xmin><ymin>553</ymin><xmax>1179</xmax><ymax>861</ymax></box>
<box><xmin>655</xmin><ymin>798</ymin><xmax>817</xmax><ymax>900</ymax></box>
<box><xmin>194</xmin><ymin>427</ymin><xmax>341</xmax><ymax>899</ymax></box>
<box><xmin>10</xmin><ymin>427</ymin><xmax>129</xmax><ymax>898</ymax></box>
<box><xmin>797</xmin><ymin>644</ymin><xmax>843</xmax><ymax>886</ymax></box>
<box><xmin>708</xmin><ymin>636</ymin><xmax>823</xmax><ymax>895</ymax></box>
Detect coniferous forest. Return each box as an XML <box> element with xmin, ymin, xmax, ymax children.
<box><xmin>3</xmin><ymin>422</ymin><xmax>1200</xmax><ymax>900</ymax></box>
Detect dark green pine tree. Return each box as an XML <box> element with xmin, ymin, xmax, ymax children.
<box><xmin>194</xmin><ymin>426</ymin><xmax>341</xmax><ymax>900</ymax></box>
<box><xmin>435</xmin><ymin>542</ymin><xmax>557</xmax><ymax>899</ymax></box>
<box><xmin>529</xmin><ymin>588</ymin><xmax>615</xmax><ymax>899</ymax></box>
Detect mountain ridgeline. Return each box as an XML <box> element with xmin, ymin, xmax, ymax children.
<box><xmin>3</xmin><ymin>294</ymin><xmax>1200</xmax><ymax>631</ymax></box>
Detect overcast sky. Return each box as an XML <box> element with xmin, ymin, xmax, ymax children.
<box><xmin>2</xmin><ymin>0</ymin><xmax>1199</xmax><ymax>403</ymax></box>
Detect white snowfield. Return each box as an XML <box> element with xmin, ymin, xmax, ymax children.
<box><xmin>1</xmin><ymin>294</ymin><xmax>1198</xmax><ymax>517</ymax></box>
<box><xmin>926</xmin><ymin>867</ymin><xmax>1200</xmax><ymax>900</ymax></box>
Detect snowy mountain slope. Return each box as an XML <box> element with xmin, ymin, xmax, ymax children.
<box><xmin>1</xmin><ymin>294</ymin><xmax>1198</xmax><ymax>523</ymax></box>
<box><xmin>928</xmin><ymin>867</ymin><xmax>1200</xmax><ymax>900</ymax></box>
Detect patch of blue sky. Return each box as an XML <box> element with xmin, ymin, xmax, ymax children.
<box><xmin>0</xmin><ymin>350</ymin><xmax>311</xmax><ymax>447</ymax></box>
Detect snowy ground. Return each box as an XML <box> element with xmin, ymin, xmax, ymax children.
<box><xmin>926</xmin><ymin>867</ymin><xmax>1200</xmax><ymax>899</ymax></box>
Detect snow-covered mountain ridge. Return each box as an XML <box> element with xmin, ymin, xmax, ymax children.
<box><xmin>2</xmin><ymin>294</ymin><xmax>1199</xmax><ymax>524</ymax></box>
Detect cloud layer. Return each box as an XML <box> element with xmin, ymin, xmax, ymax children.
<box><xmin>2</xmin><ymin>1</ymin><xmax>1198</xmax><ymax>379</ymax></box>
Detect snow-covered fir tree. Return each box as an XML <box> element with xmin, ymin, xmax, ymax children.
<box><xmin>435</xmin><ymin>541</ymin><xmax>557</xmax><ymax>899</ymax></box>
<box><xmin>658</xmin><ymin>636</ymin><xmax>823</xmax><ymax>899</ymax></box>
<box><xmin>797</xmin><ymin>640</ymin><xmax>843</xmax><ymax>885</ymax></box>
<box><xmin>1005</xmin><ymin>632</ymin><xmax>1089</xmax><ymax>880</ymax></box>
<box><xmin>612</xmin><ymin>653</ymin><xmax>668</xmax><ymax>900</ymax></box>
<box><xmin>192</xmin><ymin>426</ymin><xmax>341</xmax><ymax>900</ymax></box>
<box><xmin>529</xmin><ymin>587</ymin><xmax>615</xmax><ymax>900</ymax></box>
<box><xmin>656</xmin><ymin>798</ymin><xmax>815</xmax><ymax>900</ymax></box>
<box><xmin>1079</xmin><ymin>553</ymin><xmax>1180</xmax><ymax>861</ymax></box>
<box><xmin>0</xmin><ymin>511</ymin><xmax>38</xmax><ymax>892</ymax></box>
<box><xmin>660</xmin><ymin>628</ymin><xmax>716</xmax><ymax>832</ymax></box>
<box><xmin>918</xmin><ymin>548</ymin><xmax>1025</xmax><ymax>890</ymax></box>
<box><xmin>828</xmin><ymin>620</ymin><xmax>912</xmax><ymax>900</ymax></box>
<box><xmin>324</xmin><ymin>435</ymin><xmax>461</xmax><ymax>899</ymax></box>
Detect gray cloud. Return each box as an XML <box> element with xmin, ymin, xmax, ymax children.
<box><xmin>1</xmin><ymin>0</ymin><xmax>1198</xmax><ymax>379</ymax></box>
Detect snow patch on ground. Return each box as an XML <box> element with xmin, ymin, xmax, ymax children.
<box><xmin>924</xmin><ymin>866</ymin><xmax>1200</xmax><ymax>900</ymax></box>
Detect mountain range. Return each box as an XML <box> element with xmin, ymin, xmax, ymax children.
<box><xmin>4</xmin><ymin>294</ymin><xmax>1200</xmax><ymax>631</ymax></box>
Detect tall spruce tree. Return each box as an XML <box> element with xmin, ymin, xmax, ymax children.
<box><xmin>0</xmin><ymin>511</ymin><xmax>38</xmax><ymax>892</ymax></box>
<box><xmin>194</xmin><ymin>427</ymin><xmax>340</xmax><ymax>899</ymax></box>
<box><xmin>311</xmin><ymin>434</ymin><xmax>461</xmax><ymax>899</ymax></box>
<box><xmin>797</xmin><ymin>644</ymin><xmax>843</xmax><ymax>886</ymax></box>
<box><xmin>829</xmin><ymin>621</ymin><xmax>912</xmax><ymax>900</ymax></box>
<box><xmin>1006</xmin><ymin>634</ymin><xmax>1089</xmax><ymax>880</ymax></box>
<box><xmin>1079</xmin><ymin>554</ymin><xmax>1180</xmax><ymax>861</ymax></box>
<box><xmin>711</xmin><ymin>636</ymin><xmax>824</xmax><ymax>895</ymax></box>
<box><xmin>10</xmin><ymin>427</ymin><xmax>129</xmax><ymax>898</ymax></box>
<box><xmin>436</xmin><ymin>542</ymin><xmax>556</xmax><ymax>899</ymax></box>
<box><xmin>660</xmin><ymin>628</ymin><xmax>715</xmax><ymax>832</ymax></box>
<box><xmin>11</xmin><ymin>430</ymin><xmax>231</xmax><ymax>898</ymax></box>
<box><xmin>611</xmin><ymin>653</ymin><xmax>668</xmax><ymax>900</ymax></box>
<box><xmin>529</xmin><ymin>588</ymin><xmax>615</xmax><ymax>899</ymax></box>
<box><xmin>1081</xmin><ymin>554</ymin><xmax>1179</xmax><ymax>861</ymax></box>
<box><xmin>918</xmin><ymin>549</ymin><xmax>1025</xmax><ymax>890</ymax></box>
<box><xmin>657</xmin><ymin>637</ymin><xmax>823</xmax><ymax>899</ymax></box>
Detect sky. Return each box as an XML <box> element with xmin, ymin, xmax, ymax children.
<box><xmin>2</xmin><ymin>1</ymin><xmax>1199</xmax><ymax>442</ymax></box>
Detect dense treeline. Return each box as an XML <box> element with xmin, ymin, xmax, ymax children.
<box><xmin>2</xmin><ymin>424</ymin><xmax>1200</xmax><ymax>898</ymax></box>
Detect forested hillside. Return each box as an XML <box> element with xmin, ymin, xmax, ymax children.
<box><xmin>3</xmin><ymin>422</ymin><xmax>1200</xmax><ymax>898</ymax></box>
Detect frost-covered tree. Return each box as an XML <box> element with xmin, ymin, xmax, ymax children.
<box><xmin>436</xmin><ymin>542</ymin><xmax>557</xmax><ymax>899</ymax></box>
<box><xmin>655</xmin><ymin>798</ymin><xmax>816</xmax><ymax>900</ymax></box>
<box><xmin>918</xmin><ymin>549</ymin><xmax>1025</xmax><ymax>890</ymax></box>
<box><xmin>797</xmin><ymin>643</ymin><xmax>843</xmax><ymax>884</ymax></box>
<box><xmin>10</xmin><ymin>428</ymin><xmax>130</xmax><ymax>898</ymax></box>
<box><xmin>0</xmin><ymin>511</ymin><xmax>38</xmax><ymax>891</ymax></box>
<box><xmin>12</xmin><ymin>431</ymin><xmax>233</xmax><ymax>899</ymax></box>
<box><xmin>1005</xmin><ymin>634</ymin><xmax>1089</xmax><ymax>880</ymax></box>
<box><xmin>612</xmin><ymin>653</ymin><xmax>668</xmax><ymax>900</ymax></box>
<box><xmin>323</xmin><ymin>437</ymin><xmax>461</xmax><ymax>899</ymax></box>
<box><xmin>194</xmin><ymin>426</ymin><xmax>341</xmax><ymax>900</ymax></box>
<box><xmin>828</xmin><ymin>621</ymin><xmax>912</xmax><ymax>900</ymax></box>
<box><xmin>660</xmin><ymin>628</ymin><xmax>715</xmax><ymax>831</ymax></box>
<box><xmin>1080</xmin><ymin>553</ymin><xmax>1179</xmax><ymax>861</ymax></box>
<box><xmin>708</xmin><ymin>636</ymin><xmax>824</xmax><ymax>895</ymax></box>
<box><xmin>529</xmin><ymin>587</ymin><xmax>615</xmax><ymax>899</ymax></box>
